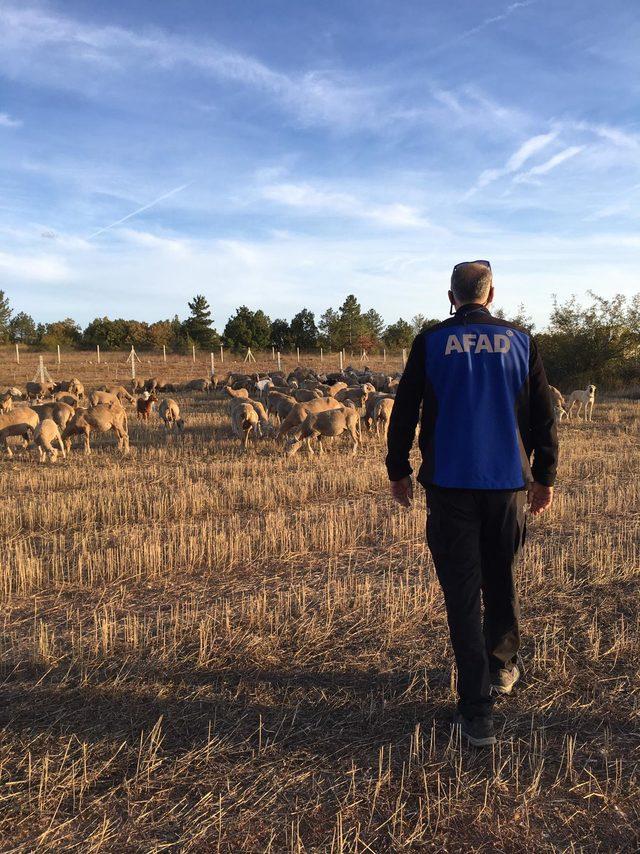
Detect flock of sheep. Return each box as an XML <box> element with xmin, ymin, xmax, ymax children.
<box><xmin>0</xmin><ymin>366</ymin><xmax>400</xmax><ymax>462</ymax></box>
<box><xmin>0</xmin><ymin>369</ymin><xmax>597</xmax><ymax>463</ymax></box>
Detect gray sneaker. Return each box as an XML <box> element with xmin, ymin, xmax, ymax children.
<box><xmin>490</xmin><ymin>664</ymin><xmax>520</xmax><ymax>695</ymax></box>
<box><xmin>453</xmin><ymin>713</ymin><xmax>497</xmax><ymax>747</ymax></box>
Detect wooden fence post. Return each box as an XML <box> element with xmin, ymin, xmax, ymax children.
<box><xmin>15</xmin><ymin>343</ymin><xmax>19</xmax><ymax>364</ymax></box>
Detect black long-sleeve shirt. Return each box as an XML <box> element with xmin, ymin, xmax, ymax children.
<box><xmin>385</xmin><ymin>304</ymin><xmax>558</xmax><ymax>489</ymax></box>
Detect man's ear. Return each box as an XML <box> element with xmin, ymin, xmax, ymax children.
<box><xmin>448</xmin><ymin>289</ymin><xmax>455</xmax><ymax>308</ymax></box>
<box><xmin>485</xmin><ymin>285</ymin><xmax>495</xmax><ymax>307</ymax></box>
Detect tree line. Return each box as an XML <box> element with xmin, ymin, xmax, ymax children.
<box><xmin>1</xmin><ymin>290</ymin><xmax>638</xmax><ymax>389</ymax></box>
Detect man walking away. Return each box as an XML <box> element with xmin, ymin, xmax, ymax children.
<box><xmin>386</xmin><ymin>261</ymin><xmax>558</xmax><ymax>747</ymax></box>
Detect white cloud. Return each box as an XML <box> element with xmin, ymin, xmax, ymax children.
<box><xmin>472</xmin><ymin>132</ymin><xmax>557</xmax><ymax>192</ymax></box>
<box><xmin>261</xmin><ymin>182</ymin><xmax>431</xmax><ymax>229</ymax></box>
<box><xmin>0</xmin><ymin>4</ymin><xmax>380</xmax><ymax>132</ymax></box>
<box><xmin>514</xmin><ymin>145</ymin><xmax>584</xmax><ymax>182</ymax></box>
<box><xmin>0</xmin><ymin>111</ymin><xmax>21</xmax><ymax>127</ymax></box>
<box><xmin>0</xmin><ymin>251</ymin><xmax>70</xmax><ymax>281</ymax></box>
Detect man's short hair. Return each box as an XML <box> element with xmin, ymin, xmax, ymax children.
<box><xmin>451</xmin><ymin>261</ymin><xmax>492</xmax><ymax>304</ymax></box>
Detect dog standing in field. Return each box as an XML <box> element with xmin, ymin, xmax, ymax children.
<box><xmin>566</xmin><ymin>384</ymin><xmax>596</xmax><ymax>421</ymax></box>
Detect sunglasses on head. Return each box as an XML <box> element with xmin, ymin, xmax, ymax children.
<box><xmin>452</xmin><ymin>259</ymin><xmax>491</xmax><ymax>272</ymax></box>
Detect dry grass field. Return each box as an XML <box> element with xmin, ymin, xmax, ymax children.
<box><xmin>0</xmin><ymin>349</ymin><xmax>639</xmax><ymax>852</ymax></box>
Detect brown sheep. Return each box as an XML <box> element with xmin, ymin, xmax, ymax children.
<box><xmin>158</xmin><ymin>398</ymin><xmax>185</xmax><ymax>431</ymax></box>
<box><xmin>30</xmin><ymin>401</ymin><xmax>76</xmax><ymax>433</ymax></box>
<box><xmin>62</xmin><ymin>405</ymin><xmax>130</xmax><ymax>455</ymax></box>
<box><xmin>292</xmin><ymin>388</ymin><xmax>322</xmax><ymax>403</ymax></box>
<box><xmin>335</xmin><ymin>386</ymin><xmax>368</xmax><ymax>410</ymax></box>
<box><xmin>96</xmin><ymin>384</ymin><xmax>135</xmax><ymax>404</ymax></box>
<box><xmin>1</xmin><ymin>391</ymin><xmax>13</xmax><ymax>413</ymax></box>
<box><xmin>26</xmin><ymin>381</ymin><xmax>55</xmax><ymax>402</ymax></box>
<box><xmin>88</xmin><ymin>390</ymin><xmax>126</xmax><ymax>409</ymax></box>
<box><xmin>277</xmin><ymin>397</ymin><xmax>343</xmax><ymax>439</ymax></box>
<box><xmin>364</xmin><ymin>392</ymin><xmax>394</xmax><ymax>430</ymax></box>
<box><xmin>0</xmin><ymin>407</ymin><xmax>40</xmax><ymax>457</ymax></box>
<box><xmin>54</xmin><ymin>378</ymin><xmax>84</xmax><ymax>399</ymax></box>
<box><xmin>224</xmin><ymin>385</ymin><xmax>250</xmax><ymax>399</ymax></box>
<box><xmin>373</xmin><ymin>397</ymin><xmax>395</xmax><ymax>439</ymax></box>
<box><xmin>230</xmin><ymin>401</ymin><xmax>260</xmax><ymax>449</ymax></box>
<box><xmin>285</xmin><ymin>407</ymin><xmax>361</xmax><ymax>457</ymax></box>
<box><xmin>54</xmin><ymin>391</ymin><xmax>79</xmax><ymax>407</ymax></box>
<box><xmin>267</xmin><ymin>391</ymin><xmax>296</xmax><ymax>424</ymax></box>
<box><xmin>184</xmin><ymin>378</ymin><xmax>212</xmax><ymax>393</ymax></box>
<box><xmin>33</xmin><ymin>419</ymin><xmax>66</xmax><ymax>463</ymax></box>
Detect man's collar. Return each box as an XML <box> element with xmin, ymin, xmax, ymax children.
<box><xmin>455</xmin><ymin>303</ymin><xmax>491</xmax><ymax>317</ymax></box>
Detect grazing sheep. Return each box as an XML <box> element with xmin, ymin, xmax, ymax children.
<box><xmin>1</xmin><ymin>391</ymin><xmax>13</xmax><ymax>413</ymax></box>
<box><xmin>241</xmin><ymin>398</ymin><xmax>273</xmax><ymax>437</ymax></box>
<box><xmin>0</xmin><ymin>407</ymin><xmax>39</xmax><ymax>457</ymax></box>
<box><xmin>54</xmin><ymin>391</ymin><xmax>79</xmax><ymax>407</ymax></box>
<box><xmin>88</xmin><ymin>390</ymin><xmax>125</xmax><ymax>409</ymax></box>
<box><xmin>266</xmin><ymin>391</ymin><xmax>296</xmax><ymax>424</ymax></box>
<box><xmin>224</xmin><ymin>385</ymin><xmax>250</xmax><ymax>400</ymax></box>
<box><xmin>230</xmin><ymin>401</ymin><xmax>260</xmax><ymax>449</ymax></box>
<box><xmin>326</xmin><ymin>381</ymin><xmax>348</xmax><ymax>397</ymax></box>
<box><xmin>26</xmin><ymin>381</ymin><xmax>54</xmax><ymax>402</ymax></box>
<box><xmin>31</xmin><ymin>402</ymin><xmax>76</xmax><ymax>433</ymax></box>
<box><xmin>62</xmin><ymin>405</ymin><xmax>130</xmax><ymax>455</ymax></box>
<box><xmin>184</xmin><ymin>378</ymin><xmax>212</xmax><ymax>393</ymax></box>
<box><xmin>364</xmin><ymin>392</ymin><xmax>394</xmax><ymax>431</ymax></box>
<box><xmin>136</xmin><ymin>393</ymin><xmax>158</xmax><ymax>422</ymax></box>
<box><xmin>373</xmin><ymin>397</ymin><xmax>395</xmax><ymax>439</ymax></box>
<box><xmin>285</xmin><ymin>407</ymin><xmax>361</xmax><ymax>457</ymax></box>
<box><xmin>2</xmin><ymin>386</ymin><xmax>23</xmax><ymax>399</ymax></box>
<box><xmin>96</xmin><ymin>385</ymin><xmax>135</xmax><ymax>404</ymax></box>
<box><xmin>54</xmin><ymin>378</ymin><xmax>84</xmax><ymax>399</ymax></box>
<box><xmin>335</xmin><ymin>386</ymin><xmax>368</xmax><ymax>410</ymax></box>
<box><xmin>566</xmin><ymin>384</ymin><xmax>597</xmax><ymax>421</ymax></box>
<box><xmin>254</xmin><ymin>377</ymin><xmax>273</xmax><ymax>400</ymax></box>
<box><xmin>33</xmin><ymin>418</ymin><xmax>66</xmax><ymax>463</ymax></box>
<box><xmin>277</xmin><ymin>397</ymin><xmax>343</xmax><ymax>439</ymax></box>
<box><xmin>292</xmin><ymin>388</ymin><xmax>322</xmax><ymax>403</ymax></box>
<box><xmin>158</xmin><ymin>398</ymin><xmax>185</xmax><ymax>431</ymax></box>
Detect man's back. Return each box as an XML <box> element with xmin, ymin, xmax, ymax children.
<box><xmin>386</xmin><ymin>303</ymin><xmax>558</xmax><ymax>491</ymax></box>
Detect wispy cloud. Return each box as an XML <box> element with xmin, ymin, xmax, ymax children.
<box><xmin>0</xmin><ymin>111</ymin><xmax>21</xmax><ymax>128</ymax></box>
<box><xmin>261</xmin><ymin>182</ymin><xmax>432</xmax><ymax>230</ymax></box>
<box><xmin>0</xmin><ymin>250</ymin><xmax>69</xmax><ymax>281</ymax></box>
<box><xmin>0</xmin><ymin>4</ymin><xmax>380</xmax><ymax>132</ymax></box>
<box><xmin>468</xmin><ymin>132</ymin><xmax>557</xmax><ymax>194</ymax></box>
<box><xmin>514</xmin><ymin>146</ymin><xmax>584</xmax><ymax>182</ymax></box>
<box><xmin>428</xmin><ymin>1</ymin><xmax>535</xmax><ymax>55</ymax></box>
<box><xmin>87</xmin><ymin>183</ymin><xmax>192</xmax><ymax>239</ymax></box>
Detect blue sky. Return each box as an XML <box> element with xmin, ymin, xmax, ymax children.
<box><xmin>0</xmin><ymin>0</ymin><xmax>638</xmax><ymax>330</ymax></box>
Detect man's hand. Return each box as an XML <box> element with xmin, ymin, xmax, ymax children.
<box><xmin>391</xmin><ymin>476</ymin><xmax>413</xmax><ymax>508</ymax></box>
<box><xmin>527</xmin><ymin>482</ymin><xmax>554</xmax><ymax>515</ymax></box>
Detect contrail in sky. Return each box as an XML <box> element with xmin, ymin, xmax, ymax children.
<box><xmin>88</xmin><ymin>182</ymin><xmax>191</xmax><ymax>239</ymax></box>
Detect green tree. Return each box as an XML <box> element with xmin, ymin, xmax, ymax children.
<box><xmin>383</xmin><ymin>318</ymin><xmax>415</xmax><ymax>350</ymax></box>
<box><xmin>337</xmin><ymin>294</ymin><xmax>363</xmax><ymax>349</ymax></box>
<box><xmin>271</xmin><ymin>319</ymin><xmax>292</xmax><ymax>351</ymax></box>
<box><xmin>223</xmin><ymin>306</ymin><xmax>272</xmax><ymax>350</ymax></box>
<box><xmin>39</xmin><ymin>318</ymin><xmax>82</xmax><ymax>350</ymax></box>
<box><xmin>318</xmin><ymin>308</ymin><xmax>340</xmax><ymax>349</ymax></box>
<box><xmin>510</xmin><ymin>303</ymin><xmax>535</xmax><ymax>333</ymax></box>
<box><xmin>182</xmin><ymin>295</ymin><xmax>219</xmax><ymax>349</ymax></box>
<box><xmin>289</xmin><ymin>309</ymin><xmax>318</xmax><ymax>349</ymax></box>
<box><xmin>0</xmin><ymin>290</ymin><xmax>12</xmax><ymax>342</ymax></box>
<box><xmin>361</xmin><ymin>309</ymin><xmax>385</xmax><ymax>347</ymax></box>
<box><xmin>412</xmin><ymin>314</ymin><xmax>440</xmax><ymax>334</ymax></box>
<box><xmin>9</xmin><ymin>312</ymin><xmax>37</xmax><ymax>344</ymax></box>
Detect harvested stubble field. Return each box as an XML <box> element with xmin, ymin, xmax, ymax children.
<box><xmin>0</xmin><ymin>350</ymin><xmax>639</xmax><ymax>852</ymax></box>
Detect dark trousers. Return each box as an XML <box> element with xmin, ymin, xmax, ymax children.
<box><xmin>425</xmin><ymin>485</ymin><xmax>526</xmax><ymax>719</ymax></box>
